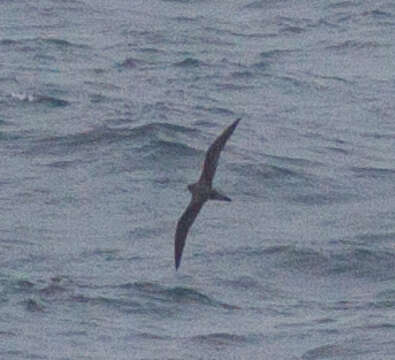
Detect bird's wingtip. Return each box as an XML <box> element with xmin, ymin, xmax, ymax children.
<box><xmin>231</xmin><ymin>118</ymin><xmax>241</xmax><ymax>128</ymax></box>
<box><xmin>175</xmin><ymin>258</ymin><xmax>180</xmax><ymax>270</ymax></box>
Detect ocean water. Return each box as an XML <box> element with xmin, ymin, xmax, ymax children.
<box><xmin>1</xmin><ymin>0</ymin><xmax>395</xmax><ymax>359</ymax></box>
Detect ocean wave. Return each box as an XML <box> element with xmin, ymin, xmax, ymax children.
<box><xmin>302</xmin><ymin>343</ymin><xmax>364</xmax><ymax>360</ymax></box>
<box><xmin>119</xmin><ymin>57</ymin><xmax>143</xmax><ymax>69</ymax></box>
<box><xmin>129</xmin><ymin>122</ymin><xmax>202</xmax><ymax>165</ymax></box>
<box><xmin>363</xmin><ymin>9</ymin><xmax>393</xmax><ymax>18</ymax></box>
<box><xmin>325</xmin><ymin>39</ymin><xmax>384</xmax><ymax>52</ymax></box>
<box><xmin>24</xmin><ymin>298</ymin><xmax>45</xmax><ymax>312</ymax></box>
<box><xmin>230</xmin><ymin>70</ymin><xmax>254</xmax><ymax>79</ymax></box>
<box><xmin>375</xmin><ymin>289</ymin><xmax>395</xmax><ymax>309</ymax></box>
<box><xmin>189</xmin><ymin>332</ymin><xmax>253</xmax><ymax>346</ymax></box>
<box><xmin>354</xmin><ymin>231</ymin><xmax>395</xmax><ymax>245</ymax></box>
<box><xmin>130</xmin><ymin>282</ymin><xmax>216</xmax><ymax>306</ymax></box>
<box><xmin>267</xmin><ymin>244</ymin><xmax>395</xmax><ymax>281</ymax></box>
<box><xmin>330</xmin><ymin>248</ymin><xmax>395</xmax><ymax>280</ymax></box>
<box><xmin>232</xmin><ymin>162</ymin><xmax>308</xmax><ymax>182</ymax></box>
<box><xmin>227</xmin><ymin>159</ymin><xmax>330</xmax><ymax>203</ymax></box>
<box><xmin>11</xmin><ymin>92</ymin><xmax>69</xmax><ymax>107</ymax></box>
<box><xmin>272</xmin><ymin>246</ymin><xmax>331</xmax><ymax>276</ymax></box>
<box><xmin>130</xmin><ymin>122</ymin><xmax>197</xmax><ymax>140</ymax></box>
<box><xmin>243</xmin><ymin>0</ymin><xmax>279</xmax><ymax>10</ymax></box>
<box><xmin>289</xmin><ymin>190</ymin><xmax>355</xmax><ymax>206</ymax></box>
<box><xmin>259</xmin><ymin>48</ymin><xmax>299</xmax><ymax>61</ymax></box>
<box><xmin>173</xmin><ymin>58</ymin><xmax>203</xmax><ymax>68</ymax></box>
<box><xmin>26</xmin><ymin>122</ymin><xmax>203</xmax><ymax>179</ymax></box>
<box><xmin>70</xmin><ymin>294</ymin><xmax>142</xmax><ymax>312</ymax></box>
<box><xmin>28</xmin><ymin>126</ymin><xmax>125</xmax><ymax>156</ymax></box>
<box><xmin>162</xmin><ymin>0</ymin><xmax>206</xmax><ymax>4</ymax></box>
<box><xmin>122</xmin><ymin>281</ymin><xmax>238</xmax><ymax>310</ymax></box>
<box><xmin>350</xmin><ymin>166</ymin><xmax>395</xmax><ymax>179</ymax></box>
<box><xmin>193</xmin><ymin>106</ymin><xmax>235</xmax><ymax>117</ymax></box>
<box><xmin>1</xmin><ymin>37</ymin><xmax>88</xmax><ymax>51</ymax></box>
<box><xmin>230</xmin><ymin>160</ymin><xmax>315</xmax><ymax>199</ymax></box>
<box><xmin>0</xmin><ymin>39</ymin><xmax>19</xmax><ymax>46</ymax></box>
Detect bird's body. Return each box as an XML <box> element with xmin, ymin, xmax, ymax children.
<box><xmin>174</xmin><ymin>118</ymin><xmax>241</xmax><ymax>269</ymax></box>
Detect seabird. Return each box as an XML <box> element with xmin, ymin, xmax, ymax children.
<box><xmin>174</xmin><ymin>118</ymin><xmax>241</xmax><ymax>269</ymax></box>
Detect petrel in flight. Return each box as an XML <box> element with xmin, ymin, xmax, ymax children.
<box><xmin>174</xmin><ymin>118</ymin><xmax>241</xmax><ymax>269</ymax></box>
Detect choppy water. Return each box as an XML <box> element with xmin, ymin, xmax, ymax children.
<box><xmin>1</xmin><ymin>0</ymin><xmax>395</xmax><ymax>359</ymax></box>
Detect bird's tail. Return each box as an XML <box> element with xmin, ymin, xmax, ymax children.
<box><xmin>209</xmin><ymin>189</ymin><xmax>231</xmax><ymax>202</ymax></box>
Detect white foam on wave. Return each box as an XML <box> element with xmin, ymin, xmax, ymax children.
<box><xmin>11</xmin><ymin>92</ymin><xmax>35</xmax><ymax>102</ymax></box>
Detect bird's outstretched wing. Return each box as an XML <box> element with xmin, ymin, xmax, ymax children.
<box><xmin>174</xmin><ymin>199</ymin><xmax>205</xmax><ymax>269</ymax></box>
<box><xmin>199</xmin><ymin>118</ymin><xmax>241</xmax><ymax>186</ymax></box>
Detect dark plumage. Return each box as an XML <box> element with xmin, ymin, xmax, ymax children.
<box><xmin>174</xmin><ymin>118</ymin><xmax>241</xmax><ymax>269</ymax></box>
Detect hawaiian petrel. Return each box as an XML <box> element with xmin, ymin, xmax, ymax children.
<box><xmin>174</xmin><ymin>118</ymin><xmax>241</xmax><ymax>269</ymax></box>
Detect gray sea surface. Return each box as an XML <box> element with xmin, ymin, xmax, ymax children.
<box><xmin>1</xmin><ymin>0</ymin><xmax>395</xmax><ymax>359</ymax></box>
